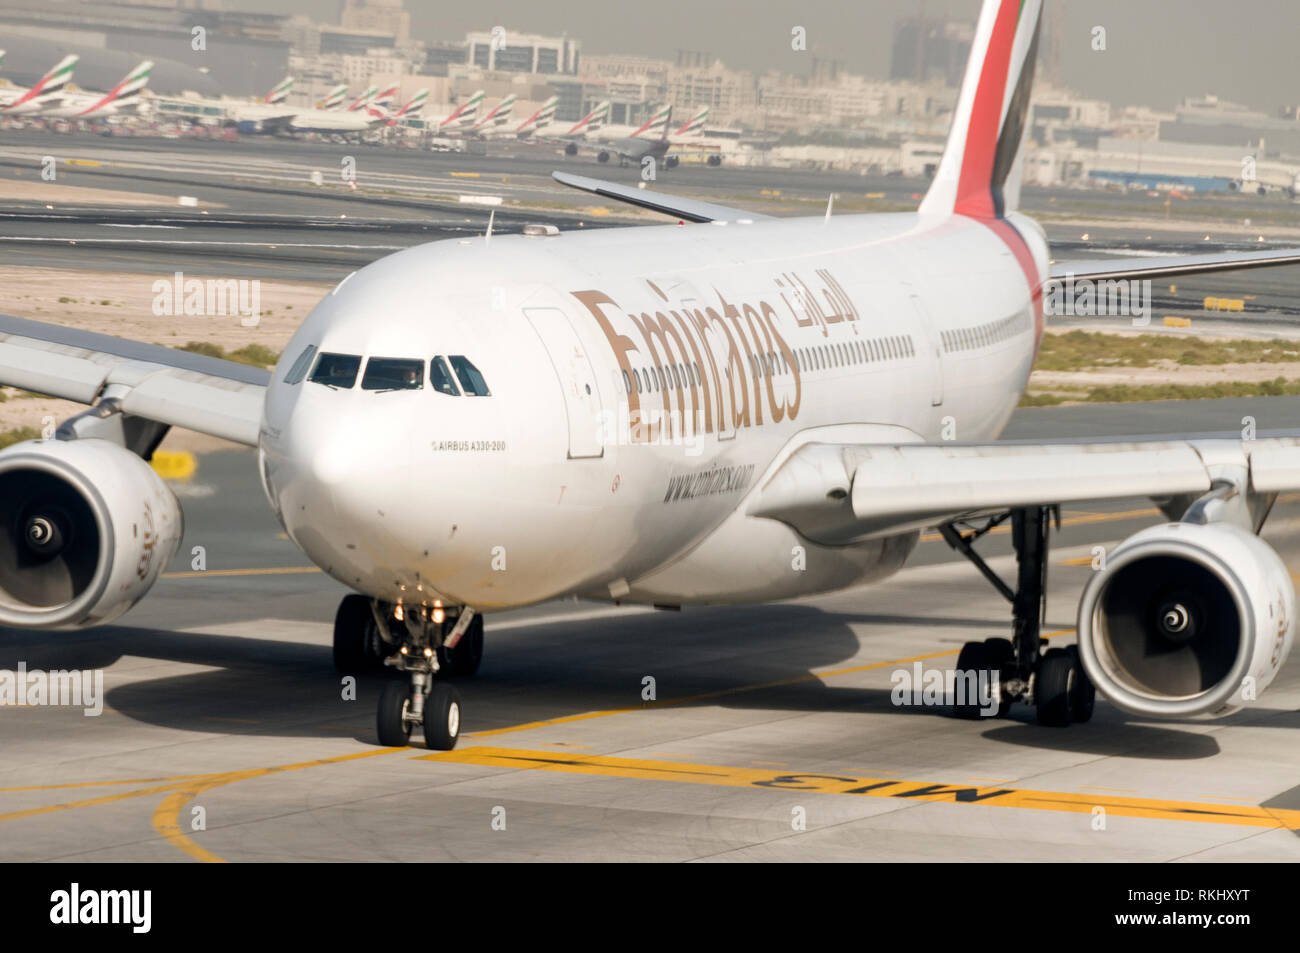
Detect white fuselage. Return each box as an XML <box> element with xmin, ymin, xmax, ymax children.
<box><xmin>259</xmin><ymin>211</ymin><xmax>1047</xmax><ymax>611</ymax></box>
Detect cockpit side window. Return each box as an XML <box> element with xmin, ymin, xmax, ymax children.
<box><xmin>430</xmin><ymin>357</ymin><xmax>460</xmax><ymax>396</ymax></box>
<box><xmin>309</xmin><ymin>352</ymin><xmax>362</xmax><ymax>389</ymax></box>
<box><xmin>283</xmin><ymin>344</ymin><xmax>317</xmax><ymax>385</ymax></box>
<box><xmin>362</xmin><ymin>357</ymin><xmax>424</xmax><ymax>391</ymax></box>
<box><xmin>448</xmin><ymin>355</ymin><xmax>490</xmax><ymax>396</ymax></box>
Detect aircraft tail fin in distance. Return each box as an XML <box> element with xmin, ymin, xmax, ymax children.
<box><xmin>319</xmin><ymin>84</ymin><xmax>348</xmax><ymax>110</ymax></box>
<box><xmin>918</xmin><ymin>0</ymin><xmax>1043</xmax><ymax>219</ymax></box>
<box><xmin>265</xmin><ymin>75</ymin><xmax>294</xmax><ymax>104</ymax></box>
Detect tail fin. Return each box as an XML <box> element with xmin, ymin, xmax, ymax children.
<box><xmin>631</xmin><ymin>104</ymin><xmax>672</xmax><ymax>140</ymax></box>
<box><xmin>517</xmin><ymin>95</ymin><xmax>558</xmax><ymax>136</ymax></box>
<box><xmin>319</xmin><ymin>84</ymin><xmax>348</xmax><ymax>110</ymax></box>
<box><xmin>440</xmin><ymin>89</ymin><xmax>483</xmax><ymax>128</ymax></box>
<box><xmin>371</xmin><ymin>84</ymin><xmax>400</xmax><ymax>110</ymax></box>
<box><xmin>675</xmin><ymin>106</ymin><xmax>709</xmax><ymax>137</ymax></box>
<box><xmin>76</xmin><ymin>60</ymin><xmax>152</xmax><ymax>116</ymax></box>
<box><xmin>347</xmin><ymin>85</ymin><xmax>378</xmax><ymax>111</ymax></box>
<box><xmin>918</xmin><ymin>0</ymin><xmax>1043</xmax><ymax>219</ymax></box>
<box><xmin>264</xmin><ymin>75</ymin><xmax>294</xmax><ymax>104</ymax></box>
<box><xmin>4</xmin><ymin>53</ymin><xmax>78</xmax><ymax>111</ymax></box>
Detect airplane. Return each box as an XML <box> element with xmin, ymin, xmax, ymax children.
<box><xmin>36</xmin><ymin>60</ymin><xmax>153</xmax><ymax>120</ymax></box>
<box><xmin>0</xmin><ymin>54</ymin><xmax>78</xmax><ymax>115</ymax></box>
<box><xmin>6</xmin><ymin>0</ymin><xmax>1300</xmax><ymax>752</ymax></box>
<box><xmin>664</xmin><ymin>105</ymin><xmax>726</xmax><ymax>167</ymax></box>
<box><xmin>555</xmin><ymin>100</ymin><xmax>611</xmax><ymax>152</ymax></box>
<box><xmin>467</xmin><ymin>93</ymin><xmax>517</xmax><ymax>137</ymax></box>
<box><xmin>571</xmin><ymin>104</ymin><xmax>674</xmax><ymax>167</ymax></box>
<box><xmin>269</xmin><ymin>84</ymin><xmax>400</xmax><ymax>136</ymax></box>
<box><xmin>514</xmin><ymin>95</ymin><xmax>558</xmax><ymax>139</ymax></box>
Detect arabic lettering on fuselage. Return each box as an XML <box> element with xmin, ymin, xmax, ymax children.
<box><xmin>572</xmin><ymin>270</ymin><xmax>860</xmax><ymax>444</ymax></box>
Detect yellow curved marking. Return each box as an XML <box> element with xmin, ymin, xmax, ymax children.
<box><xmin>0</xmin><ymin>780</ymin><xmax>192</xmax><ymax>824</ymax></box>
<box><xmin>0</xmin><ymin>774</ymin><xmax>206</xmax><ymax>793</ymax></box>
<box><xmin>150</xmin><ymin>451</ymin><xmax>197</xmax><ymax>481</ymax></box>
<box><xmin>148</xmin><ymin>748</ymin><xmax>403</xmax><ymax>863</ymax></box>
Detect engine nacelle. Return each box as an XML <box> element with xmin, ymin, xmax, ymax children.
<box><xmin>1077</xmin><ymin>521</ymin><xmax>1294</xmax><ymax>718</ymax></box>
<box><xmin>0</xmin><ymin>439</ymin><xmax>182</xmax><ymax>630</ymax></box>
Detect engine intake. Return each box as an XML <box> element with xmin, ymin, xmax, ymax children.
<box><xmin>1077</xmin><ymin>521</ymin><xmax>1294</xmax><ymax>717</ymax></box>
<box><xmin>0</xmin><ymin>439</ymin><xmax>182</xmax><ymax>629</ymax></box>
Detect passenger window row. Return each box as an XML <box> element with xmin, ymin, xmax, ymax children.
<box><xmin>795</xmin><ymin>335</ymin><xmax>914</xmax><ymax>374</ymax></box>
<box><xmin>621</xmin><ymin>359</ymin><xmax>706</xmax><ymax>396</ymax></box>
<box><xmin>941</xmin><ymin>312</ymin><xmax>1026</xmax><ymax>354</ymax></box>
<box><xmin>293</xmin><ymin>349</ymin><xmax>491</xmax><ymax>396</ymax></box>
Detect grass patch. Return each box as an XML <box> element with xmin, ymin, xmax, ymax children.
<box><xmin>177</xmin><ymin>341</ymin><xmax>280</xmax><ymax>368</ymax></box>
<box><xmin>1035</xmin><ymin>330</ymin><xmax>1300</xmax><ymax>372</ymax></box>
<box><xmin>0</xmin><ymin>426</ymin><xmax>40</xmax><ymax>449</ymax></box>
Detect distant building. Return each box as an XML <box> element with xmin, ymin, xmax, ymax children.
<box><xmin>340</xmin><ymin>0</ymin><xmax>411</xmax><ymax>46</ymax></box>
<box><xmin>424</xmin><ymin>42</ymin><xmax>468</xmax><ymax>77</ymax></box>
<box><xmin>466</xmin><ymin>30</ymin><xmax>579</xmax><ymax>75</ymax></box>
<box><xmin>890</xmin><ymin>16</ymin><xmax>974</xmax><ymax>88</ymax></box>
<box><xmin>320</xmin><ymin>26</ymin><xmax>397</xmax><ymax>57</ymax></box>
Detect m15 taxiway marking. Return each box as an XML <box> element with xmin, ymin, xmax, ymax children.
<box><xmin>418</xmin><ymin>746</ymin><xmax>1300</xmax><ymax>832</ymax></box>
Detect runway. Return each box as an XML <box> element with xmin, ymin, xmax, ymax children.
<box><xmin>3</xmin><ymin>130</ymin><xmax>1299</xmax><ymax>322</ymax></box>
<box><xmin>2</xmin><ymin>400</ymin><xmax>1299</xmax><ymax>862</ymax></box>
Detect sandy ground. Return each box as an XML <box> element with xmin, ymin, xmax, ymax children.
<box><xmin>1</xmin><ymin>266</ymin><xmax>332</xmax><ymax>452</ymax></box>
<box><xmin>0</xmin><ymin>177</ymin><xmax>223</xmax><ymax>207</ymax></box>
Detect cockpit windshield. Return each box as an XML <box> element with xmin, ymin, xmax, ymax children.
<box><xmin>309</xmin><ymin>352</ymin><xmax>362</xmax><ymax>389</ymax></box>
<box><xmin>362</xmin><ymin>358</ymin><xmax>424</xmax><ymax>391</ymax></box>
<box><xmin>448</xmin><ymin>355</ymin><xmax>490</xmax><ymax>396</ymax></box>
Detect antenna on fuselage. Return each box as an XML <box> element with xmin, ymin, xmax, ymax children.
<box><xmin>823</xmin><ymin>193</ymin><xmax>835</xmax><ymax>224</ymax></box>
<box><xmin>484</xmin><ymin>208</ymin><xmax>495</xmax><ymax>246</ymax></box>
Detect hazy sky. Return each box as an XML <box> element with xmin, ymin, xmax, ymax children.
<box><xmin>241</xmin><ymin>1</ymin><xmax>1300</xmax><ymax>113</ymax></box>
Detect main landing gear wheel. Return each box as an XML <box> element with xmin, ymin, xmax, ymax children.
<box><xmin>952</xmin><ymin>637</ymin><xmax>1015</xmax><ymax>719</ymax></box>
<box><xmin>942</xmin><ymin>507</ymin><xmax>1095</xmax><ymax>726</ymax></box>
<box><xmin>439</xmin><ymin>613</ymin><xmax>484</xmax><ymax>677</ymax></box>
<box><xmin>333</xmin><ymin>593</ymin><xmax>389</xmax><ymax>674</ymax></box>
<box><xmin>376</xmin><ymin>679</ymin><xmax>412</xmax><ymax>746</ymax></box>
<box><xmin>423</xmin><ymin>682</ymin><xmax>462</xmax><ymax>750</ymax></box>
<box><xmin>1035</xmin><ymin>645</ymin><xmax>1095</xmax><ymax>726</ymax></box>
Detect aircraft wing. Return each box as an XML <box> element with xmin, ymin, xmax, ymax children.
<box><xmin>552</xmin><ymin>171</ymin><xmax>770</xmax><ymax>224</ymax></box>
<box><xmin>749</xmin><ymin>438</ymin><xmax>1300</xmax><ymax>544</ymax></box>
<box><xmin>0</xmin><ymin>314</ymin><xmax>268</xmax><ymax>447</ymax></box>
<box><xmin>1049</xmin><ymin>246</ymin><xmax>1300</xmax><ymax>282</ymax></box>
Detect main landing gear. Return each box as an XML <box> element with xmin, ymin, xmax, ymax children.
<box><xmin>939</xmin><ymin>505</ymin><xmax>1095</xmax><ymax>726</ymax></box>
<box><xmin>332</xmin><ymin>596</ymin><xmax>483</xmax><ymax>749</ymax></box>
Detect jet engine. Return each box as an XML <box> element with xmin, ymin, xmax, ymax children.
<box><xmin>1077</xmin><ymin>521</ymin><xmax>1294</xmax><ymax>718</ymax></box>
<box><xmin>0</xmin><ymin>439</ymin><xmax>182</xmax><ymax>630</ymax></box>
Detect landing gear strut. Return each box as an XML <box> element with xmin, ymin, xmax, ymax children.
<box><xmin>941</xmin><ymin>506</ymin><xmax>1095</xmax><ymax>726</ymax></box>
<box><xmin>333</xmin><ymin>595</ymin><xmax>480</xmax><ymax>749</ymax></box>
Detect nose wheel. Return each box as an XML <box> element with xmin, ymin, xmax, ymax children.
<box><xmin>370</xmin><ymin>605</ymin><xmax>479</xmax><ymax>749</ymax></box>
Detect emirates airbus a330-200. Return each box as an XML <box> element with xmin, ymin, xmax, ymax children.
<box><xmin>5</xmin><ymin>0</ymin><xmax>1300</xmax><ymax>750</ymax></box>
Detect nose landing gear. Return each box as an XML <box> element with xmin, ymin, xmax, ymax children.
<box><xmin>374</xmin><ymin>605</ymin><xmax>478</xmax><ymax>750</ymax></box>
